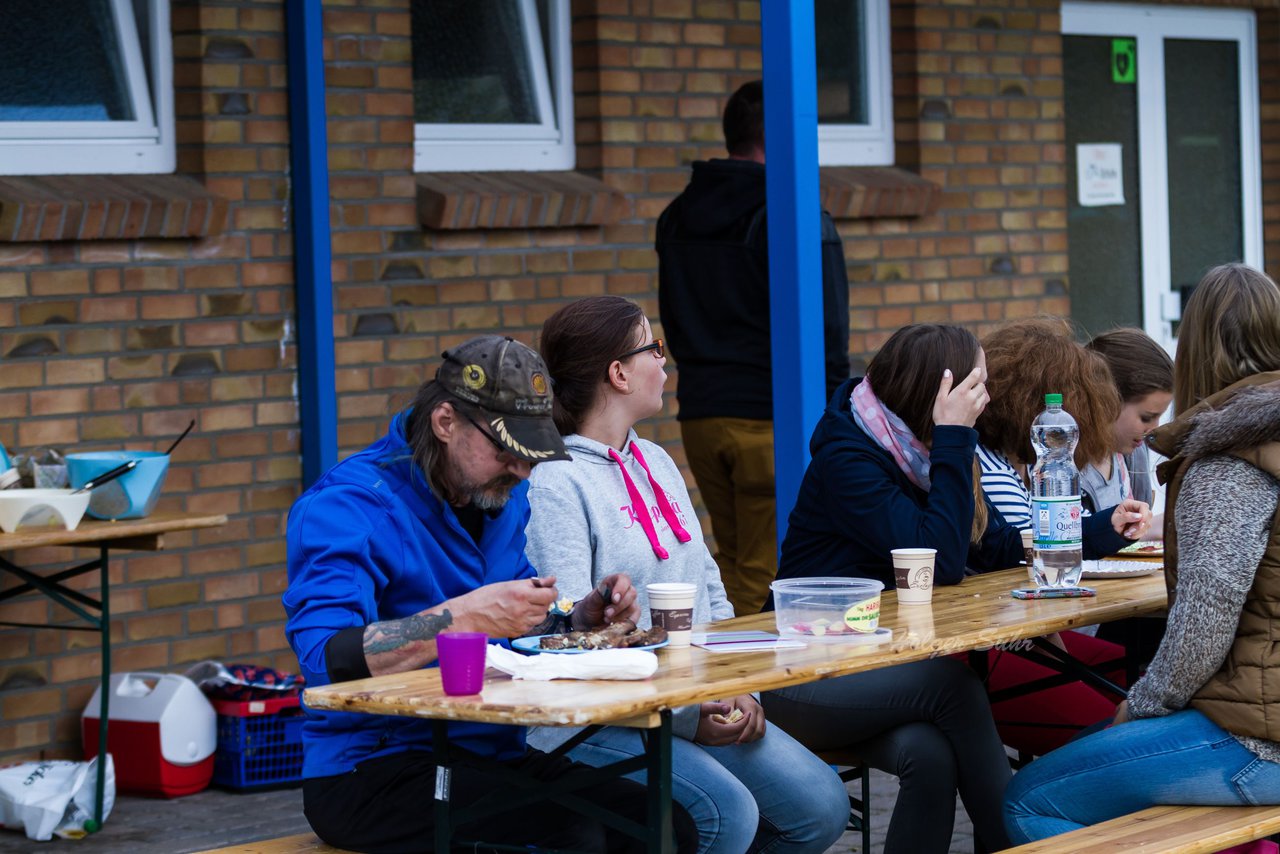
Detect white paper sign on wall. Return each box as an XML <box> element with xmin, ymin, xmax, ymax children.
<box><xmin>1076</xmin><ymin>143</ymin><xmax>1125</xmax><ymax>207</ymax></box>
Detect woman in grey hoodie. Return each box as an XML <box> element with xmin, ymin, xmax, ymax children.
<box><xmin>524</xmin><ymin>296</ymin><xmax>849</xmax><ymax>854</ymax></box>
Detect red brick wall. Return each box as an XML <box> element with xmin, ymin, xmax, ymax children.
<box><xmin>1</xmin><ymin>0</ymin><xmax>1276</xmax><ymax>765</ymax></box>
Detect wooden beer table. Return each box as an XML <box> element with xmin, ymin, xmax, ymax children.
<box><xmin>305</xmin><ymin>566</ymin><xmax>1169</xmax><ymax>853</ymax></box>
<box><xmin>0</xmin><ymin>512</ymin><xmax>228</xmax><ymax>830</ymax></box>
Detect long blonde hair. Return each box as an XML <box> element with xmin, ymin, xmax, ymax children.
<box><xmin>1175</xmin><ymin>264</ymin><xmax>1280</xmax><ymax>414</ymax></box>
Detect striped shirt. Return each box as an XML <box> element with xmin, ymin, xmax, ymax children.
<box><xmin>977</xmin><ymin>444</ymin><xmax>1032</xmax><ymax>530</ymax></box>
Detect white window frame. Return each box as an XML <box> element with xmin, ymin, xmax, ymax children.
<box><xmin>1062</xmin><ymin>2</ymin><xmax>1262</xmax><ymax>351</ymax></box>
<box><xmin>817</xmin><ymin>0</ymin><xmax>895</xmax><ymax>167</ymax></box>
<box><xmin>414</xmin><ymin>0</ymin><xmax>574</xmax><ymax>173</ymax></box>
<box><xmin>0</xmin><ymin>0</ymin><xmax>174</xmax><ymax>176</ymax></box>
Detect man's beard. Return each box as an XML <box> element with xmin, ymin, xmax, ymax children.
<box><xmin>446</xmin><ymin>457</ymin><xmax>520</xmax><ymax>511</ymax></box>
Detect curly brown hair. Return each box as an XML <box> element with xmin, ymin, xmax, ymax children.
<box><xmin>978</xmin><ymin>317</ymin><xmax>1120</xmax><ymax>467</ymax></box>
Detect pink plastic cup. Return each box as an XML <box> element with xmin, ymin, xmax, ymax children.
<box><xmin>436</xmin><ymin>632</ymin><xmax>488</xmax><ymax>696</ymax></box>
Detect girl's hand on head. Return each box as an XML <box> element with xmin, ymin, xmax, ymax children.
<box><xmin>932</xmin><ymin>366</ymin><xmax>989</xmax><ymax>429</ymax></box>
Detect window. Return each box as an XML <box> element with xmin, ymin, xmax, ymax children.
<box><xmin>815</xmin><ymin>0</ymin><xmax>894</xmax><ymax>166</ymax></box>
<box><xmin>0</xmin><ymin>0</ymin><xmax>174</xmax><ymax>175</ymax></box>
<box><xmin>412</xmin><ymin>0</ymin><xmax>573</xmax><ymax>173</ymax></box>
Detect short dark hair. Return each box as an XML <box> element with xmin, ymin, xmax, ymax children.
<box><xmin>723</xmin><ymin>80</ymin><xmax>764</xmax><ymax>156</ymax></box>
<box><xmin>1086</xmin><ymin>328</ymin><xmax>1173</xmax><ymax>403</ymax></box>
<box><xmin>539</xmin><ymin>296</ymin><xmax>647</xmax><ymax>435</ymax></box>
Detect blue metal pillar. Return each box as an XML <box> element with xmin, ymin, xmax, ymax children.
<box><xmin>286</xmin><ymin>0</ymin><xmax>337</xmax><ymax>487</ymax></box>
<box><xmin>761</xmin><ymin>0</ymin><xmax>824</xmax><ymax>545</ymax></box>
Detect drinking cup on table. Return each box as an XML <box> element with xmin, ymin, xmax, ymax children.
<box><xmin>647</xmin><ymin>582</ymin><xmax>696</xmax><ymax>648</ymax></box>
<box><xmin>1020</xmin><ymin>529</ymin><xmax>1036</xmax><ymax>584</ymax></box>
<box><xmin>436</xmin><ymin>632</ymin><xmax>488</xmax><ymax>696</ymax></box>
<box><xmin>891</xmin><ymin>548</ymin><xmax>937</xmax><ymax>605</ymax></box>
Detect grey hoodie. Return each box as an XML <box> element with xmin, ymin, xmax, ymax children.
<box><xmin>524</xmin><ymin>431</ymin><xmax>733</xmax><ymax>743</ymax></box>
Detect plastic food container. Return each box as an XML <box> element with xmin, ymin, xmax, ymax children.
<box><xmin>66</xmin><ymin>451</ymin><xmax>170</xmax><ymax>520</ymax></box>
<box><xmin>770</xmin><ymin>577</ymin><xmax>885</xmax><ymax>642</ymax></box>
<box><xmin>0</xmin><ymin>488</ymin><xmax>91</xmax><ymax>533</ymax></box>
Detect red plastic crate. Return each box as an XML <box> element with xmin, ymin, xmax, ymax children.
<box><xmin>211</xmin><ymin>695</ymin><xmax>305</xmax><ymax>790</ymax></box>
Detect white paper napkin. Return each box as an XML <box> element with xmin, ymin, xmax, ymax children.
<box><xmin>487</xmin><ymin>644</ymin><xmax>658</xmax><ymax>681</ymax></box>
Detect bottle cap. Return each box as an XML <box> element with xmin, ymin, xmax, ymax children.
<box><xmin>1045</xmin><ymin>393</ymin><xmax>1063</xmax><ymax>406</ymax></box>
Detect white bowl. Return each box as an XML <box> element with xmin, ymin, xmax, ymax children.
<box><xmin>0</xmin><ymin>489</ymin><xmax>91</xmax><ymax>534</ymax></box>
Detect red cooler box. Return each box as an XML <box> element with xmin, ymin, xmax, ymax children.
<box><xmin>82</xmin><ymin>672</ymin><xmax>216</xmax><ymax>798</ymax></box>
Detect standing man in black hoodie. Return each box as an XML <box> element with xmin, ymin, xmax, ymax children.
<box><xmin>656</xmin><ymin>80</ymin><xmax>851</xmax><ymax>616</ymax></box>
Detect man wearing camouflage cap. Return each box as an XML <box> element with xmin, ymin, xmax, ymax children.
<box><xmin>284</xmin><ymin>336</ymin><xmax>696</xmax><ymax>852</ymax></box>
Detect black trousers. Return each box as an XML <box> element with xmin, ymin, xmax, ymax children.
<box><xmin>303</xmin><ymin>747</ymin><xmax>699</xmax><ymax>854</ymax></box>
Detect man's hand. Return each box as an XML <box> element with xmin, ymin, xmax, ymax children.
<box><xmin>571</xmin><ymin>573</ymin><xmax>641</xmax><ymax>629</ymax></box>
<box><xmin>932</xmin><ymin>367</ymin><xmax>989</xmax><ymax>429</ymax></box>
<box><xmin>694</xmin><ymin>695</ymin><xmax>764</xmax><ymax>746</ymax></box>
<box><xmin>450</xmin><ymin>577</ymin><xmax>561</xmax><ymax>638</ymax></box>
<box><xmin>1111</xmin><ymin>499</ymin><xmax>1153</xmax><ymax>539</ymax></box>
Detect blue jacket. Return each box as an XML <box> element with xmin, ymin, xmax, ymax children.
<box><xmin>284</xmin><ymin>413</ymin><xmax>534</xmax><ymax>778</ymax></box>
<box><xmin>775</xmin><ymin>378</ymin><xmax>1024</xmax><ymax>594</ymax></box>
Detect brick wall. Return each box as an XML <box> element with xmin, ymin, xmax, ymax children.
<box><xmin>1</xmin><ymin>0</ymin><xmax>1276</xmax><ymax>765</ymax></box>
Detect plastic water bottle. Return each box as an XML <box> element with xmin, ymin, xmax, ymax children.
<box><xmin>1030</xmin><ymin>393</ymin><xmax>1084</xmax><ymax>587</ymax></box>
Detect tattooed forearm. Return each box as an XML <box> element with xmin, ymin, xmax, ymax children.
<box><xmin>363</xmin><ymin>609</ymin><xmax>453</xmax><ymax>656</ymax></box>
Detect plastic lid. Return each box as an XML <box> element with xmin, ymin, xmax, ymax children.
<box><xmin>1045</xmin><ymin>393</ymin><xmax>1063</xmax><ymax>405</ymax></box>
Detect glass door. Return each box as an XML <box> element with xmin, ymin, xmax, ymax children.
<box><xmin>1062</xmin><ymin>3</ymin><xmax>1262</xmax><ymax>348</ymax></box>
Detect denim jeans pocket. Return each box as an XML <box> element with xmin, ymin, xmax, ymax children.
<box><xmin>1231</xmin><ymin>757</ymin><xmax>1280</xmax><ymax>806</ymax></box>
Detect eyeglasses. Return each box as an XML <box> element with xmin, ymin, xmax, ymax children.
<box><xmin>615</xmin><ymin>338</ymin><xmax>664</xmax><ymax>361</ymax></box>
<box><xmin>459</xmin><ymin>409</ymin><xmax>509</xmax><ymax>457</ymax></box>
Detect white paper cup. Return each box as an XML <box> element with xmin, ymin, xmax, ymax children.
<box><xmin>1020</xmin><ymin>529</ymin><xmax>1036</xmax><ymax>584</ymax></box>
<box><xmin>891</xmin><ymin>548</ymin><xmax>936</xmax><ymax>605</ymax></box>
<box><xmin>647</xmin><ymin>582</ymin><xmax>696</xmax><ymax>648</ymax></box>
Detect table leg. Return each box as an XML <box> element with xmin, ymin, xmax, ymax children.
<box><xmin>644</xmin><ymin>710</ymin><xmax>675</xmax><ymax>854</ymax></box>
<box><xmin>91</xmin><ymin>547</ymin><xmax>110</xmax><ymax>833</ymax></box>
<box><xmin>433</xmin><ymin>720</ymin><xmax>452</xmax><ymax>852</ymax></box>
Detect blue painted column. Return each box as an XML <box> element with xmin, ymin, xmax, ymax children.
<box><xmin>286</xmin><ymin>0</ymin><xmax>337</xmax><ymax>487</ymax></box>
<box><xmin>761</xmin><ymin>0</ymin><xmax>824</xmax><ymax>545</ymax></box>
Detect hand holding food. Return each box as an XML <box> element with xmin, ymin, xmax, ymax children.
<box><xmin>451</xmin><ymin>578</ymin><xmax>560</xmax><ymax>638</ymax></box>
<box><xmin>695</xmin><ymin>699</ymin><xmax>753</xmax><ymax>746</ymax></box>
<box><xmin>570</xmin><ymin>573</ymin><xmax>641</xmax><ymax>629</ymax></box>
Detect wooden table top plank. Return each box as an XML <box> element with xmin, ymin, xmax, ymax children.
<box><xmin>1000</xmin><ymin>804</ymin><xmax>1280</xmax><ymax>853</ymax></box>
<box><xmin>0</xmin><ymin>512</ymin><xmax>228</xmax><ymax>552</ymax></box>
<box><xmin>305</xmin><ymin>567</ymin><xmax>1167</xmax><ymax>728</ymax></box>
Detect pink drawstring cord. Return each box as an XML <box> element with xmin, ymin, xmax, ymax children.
<box><xmin>629</xmin><ymin>443</ymin><xmax>691</xmax><ymax>545</ymax></box>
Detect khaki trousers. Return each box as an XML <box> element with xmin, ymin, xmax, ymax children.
<box><xmin>680</xmin><ymin>417</ymin><xmax>777</xmax><ymax>616</ymax></box>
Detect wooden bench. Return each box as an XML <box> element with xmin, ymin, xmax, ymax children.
<box><xmin>194</xmin><ymin>833</ymin><xmax>353</xmax><ymax>853</ymax></box>
<box><xmin>1000</xmin><ymin>804</ymin><xmax>1280</xmax><ymax>853</ymax></box>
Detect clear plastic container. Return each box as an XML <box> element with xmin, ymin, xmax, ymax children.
<box><xmin>770</xmin><ymin>577</ymin><xmax>884</xmax><ymax>642</ymax></box>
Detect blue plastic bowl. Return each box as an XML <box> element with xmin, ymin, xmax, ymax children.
<box><xmin>66</xmin><ymin>451</ymin><xmax>170</xmax><ymax>520</ymax></box>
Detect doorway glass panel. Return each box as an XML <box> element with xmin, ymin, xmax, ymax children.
<box><xmin>1165</xmin><ymin>38</ymin><xmax>1243</xmax><ymax>311</ymax></box>
<box><xmin>1064</xmin><ymin>35</ymin><xmax>1143</xmax><ymax>337</ymax></box>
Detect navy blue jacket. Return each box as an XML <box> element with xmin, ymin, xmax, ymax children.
<box><xmin>775</xmin><ymin>378</ymin><xmax>1024</xmax><ymax>593</ymax></box>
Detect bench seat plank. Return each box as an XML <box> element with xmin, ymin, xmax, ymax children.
<box><xmin>194</xmin><ymin>833</ymin><xmax>352</xmax><ymax>854</ymax></box>
<box><xmin>1001</xmin><ymin>804</ymin><xmax>1280</xmax><ymax>853</ymax></box>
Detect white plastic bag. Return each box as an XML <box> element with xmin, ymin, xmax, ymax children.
<box><xmin>0</xmin><ymin>755</ymin><xmax>114</xmax><ymax>841</ymax></box>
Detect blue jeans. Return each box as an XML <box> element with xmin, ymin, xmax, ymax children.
<box><xmin>1005</xmin><ymin>709</ymin><xmax>1280</xmax><ymax>844</ymax></box>
<box><xmin>555</xmin><ymin>721</ymin><xmax>848</xmax><ymax>854</ymax></box>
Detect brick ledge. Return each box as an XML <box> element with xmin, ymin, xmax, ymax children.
<box><xmin>820</xmin><ymin>167</ymin><xmax>940</xmax><ymax>219</ymax></box>
<box><xmin>417</xmin><ymin>171</ymin><xmax>626</xmax><ymax>230</ymax></box>
<box><xmin>0</xmin><ymin>175</ymin><xmax>228</xmax><ymax>242</ymax></box>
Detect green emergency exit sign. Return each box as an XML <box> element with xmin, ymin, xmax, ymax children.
<box><xmin>1112</xmin><ymin>38</ymin><xmax>1136</xmax><ymax>84</ymax></box>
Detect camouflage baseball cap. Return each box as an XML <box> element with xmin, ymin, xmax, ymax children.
<box><xmin>436</xmin><ymin>336</ymin><xmax>570</xmax><ymax>463</ymax></box>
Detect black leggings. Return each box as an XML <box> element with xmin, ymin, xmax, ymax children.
<box><xmin>303</xmin><ymin>747</ymin><xmax>699</xmax><ymax>853</ymax></box>
<box><xmin>763</xmin><ymin>657</ymin><xmax>1013</xmax><ymax>854</ymax></box>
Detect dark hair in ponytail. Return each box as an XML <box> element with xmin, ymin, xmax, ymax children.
<box><xmin>539</xmin><ymin>296</ymin><xmax>646</xmax><ymax>435</ymax></box>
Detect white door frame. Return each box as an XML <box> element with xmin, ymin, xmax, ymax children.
<box><xmin>1062</xmin><ymin>2</ymin><xmax>1262</xmax><ymax>350</ymax></box>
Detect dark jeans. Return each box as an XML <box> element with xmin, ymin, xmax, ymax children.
<box><xmin>303</xmin><ymin>747</ymin><xmax>699</xmax><ymax>854</ymax></box>
<box><xmin>762</xmin><ymin>657</ymin><xmax>1013</xmax><ymax>854</ymax></box>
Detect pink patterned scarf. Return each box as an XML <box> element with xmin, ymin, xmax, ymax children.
<box><xmin>850</xmin><ymin>377</ymin><xmax>932</xmax><ymax>491</ymax></box>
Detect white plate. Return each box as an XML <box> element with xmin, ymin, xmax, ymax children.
<box><xmin>510</xmin><ymin>634</ymin><xmax>670</xmax><ymax>655</ymax></box>
<box><xmin>1080</xmin><ymin>560</ymin><xmax>1163</xmax><ymax>579</ymax></box>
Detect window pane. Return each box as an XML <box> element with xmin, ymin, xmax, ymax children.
<box><xmin>815</xmin><ymin>0</ymin><xmax>869</xmax><ymax>125</ymax></box>
<box><xmin>1165</xmin><ymin>38</ymin><xmax>1243</xmax><ymax>307</ymax></box>
<box><xmin>412</xmin><ymin>0</ymin><xmax>544</xmax><ymax>125</ymax></box>
<box><xmin>0</xmin><ymin>0</ymin><xmax>134</xmax><ymax>122</ymax></box>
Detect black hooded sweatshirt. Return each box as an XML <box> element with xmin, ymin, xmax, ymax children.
<box><xmin>656</xmin><ymin>158</ymin><xmax>851</xmax><ymax>421</ymax></box>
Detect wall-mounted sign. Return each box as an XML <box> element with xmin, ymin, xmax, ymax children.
<box><xmin>1076</xmin><ymin>143</ymin><xmax>1125</xmax><ymax>207</ymax></box>
<box><xmin>1112</xmin><ymin>38</ymin><xmax>1136</xmax><ymax>84</ymax></box>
